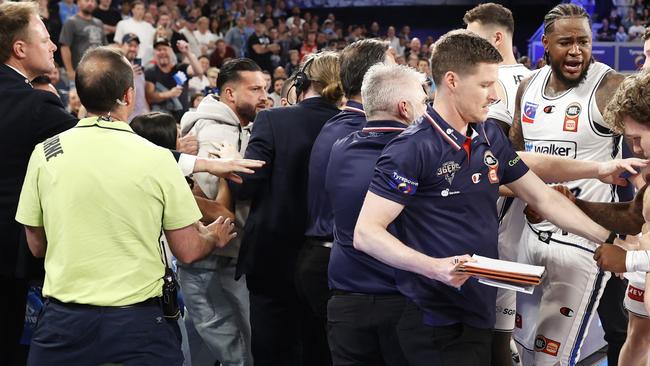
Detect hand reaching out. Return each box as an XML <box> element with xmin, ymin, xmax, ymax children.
<box><xmin>205</xmin><ymin>216</ymin><xmax>237</xmax><ymax>248</ymax></box>
<box><xmin>177</xmin><ymin>133</ymin><xmax>198</xmax><ymax>155</ymax></box>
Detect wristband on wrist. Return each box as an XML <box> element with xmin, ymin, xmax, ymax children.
<box><xmin>605</xmin><ymin>231</ymin><xmax>616</xmax><ymax>244</ymax></box>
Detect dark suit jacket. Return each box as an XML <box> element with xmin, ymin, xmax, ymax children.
<box><xmin>232</xmin><ymin>97</ymin><xmax>340</xmax><ymax>281</ymax></box>
<box><xmin>0</xmin><ymin>64</ymin><xmax>77</xmax><ymax>278</ymax></box>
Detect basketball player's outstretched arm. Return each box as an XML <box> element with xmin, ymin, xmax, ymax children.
<box><xmin>595</xmin><ymin>186</ymin><xmax>650</xmax><ymax>276</ymax></box>
<box><xmin>508</xmin><ymin>76</ymin><xmax>531</xmax><ymax>151</ymax></box>
<box><xmin>575</xmin><ymin>184</ymin><xmax>646</xmax><ymax>235</ymax></box>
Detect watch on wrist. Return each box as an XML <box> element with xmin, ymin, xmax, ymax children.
<box><xmin>605</xmin><ymin>231</ymin><xmax>616</xmax><ymax>244</ymax></box>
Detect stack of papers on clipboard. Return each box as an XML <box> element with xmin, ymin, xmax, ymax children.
<box><xmin>458</xmin><ymin>255</ymin><xmax>546</xmax><ymax>294</ymax></box>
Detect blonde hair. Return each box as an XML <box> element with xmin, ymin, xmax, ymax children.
<box><xmin>0</xmin><ymin>1</ymin><xmax>39</xmax><ymax>63</ymax></box>
<box><xmin>206</xmin><ymin>67</ymin><xmax>219</xmax><ymax>78</ymax></box>
<box><xmin>604</xmin><ymin>70</ymin><xmax>650</xmax><ymax>134</ymax></box>
<box><xmin>303</xmin><ymin>51</ymin><xmax>343</xmax><ymax>104</ymax></box>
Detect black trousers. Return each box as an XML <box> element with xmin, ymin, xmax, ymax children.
<box><xmin>396</xmin><ymin>300</ymin><xmax>493</xmax><ymax>366</ymax></box>
<box><xmin>327</xmin><ymin>293</ymin><xmax>407</xmax><ymax>366</ymax></box>
<box><xmin>294</xmin><ymin>243</ymin><xmax>332</xmax><ymax>366</ymax></box>
<box><xmin>248</xmin><ymin>274</ymin><xmax>305</xmax><ymax>366</ymax></box>
<box><xmin>597</xmin><ymin>275</ymin><xmax>628</xmax><ymax>366</ymax></box>
<box><xmin>0</xmin><ymin>276</ymin><xmax>29</xmax><ymax>366</ymax></box>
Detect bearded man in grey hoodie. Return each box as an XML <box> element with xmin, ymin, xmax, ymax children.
<box><xmin>179</xmin><ymin>58</ymin><xmax>267</xmax><ymax>366</ymax></box>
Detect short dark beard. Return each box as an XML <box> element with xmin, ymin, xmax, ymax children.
<box><xmin>549</xmin><ymin>57</ymin><xmax>593</xmax><ymax>89</ymax></box>
<box><xmin>236</xmin><ymin>103</ymin><xmax>257</xmax><ymax>124</ymax></box>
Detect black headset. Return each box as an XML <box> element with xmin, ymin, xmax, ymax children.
<box><xmin>293</xmin><ymin>56</ymin><xmax>315</xmax><ymax>97</ymax></box>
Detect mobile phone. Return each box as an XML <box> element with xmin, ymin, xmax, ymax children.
<box><xmin>133</xmin><ymin>58</ymin><xmax>142</xmax><ymax>66</ymax></box>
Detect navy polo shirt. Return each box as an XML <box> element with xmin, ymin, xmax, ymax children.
<box><xmin>368</xmin><ymin>107</ymin><xmax>529</xmax><ymax>329</ymax></box>
<box><xmin>305</xmin><ymin>100</ymin><xmax>366</xmax><ymax>240</ymax></box>
<box><xmin>326</xmin><ymin>120</ymin><xmax>407</xmax><ymax>294</ymax></box>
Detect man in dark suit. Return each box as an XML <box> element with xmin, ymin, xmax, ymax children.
<box><xmin>0</xmin><ymin>3</ymin><xmax>77</xmax><ymax>363</ymax></box>
<box><xmin>226</xmin><ymin>52</ymin><xmax>343</xmax><ymax>366</ymax></box>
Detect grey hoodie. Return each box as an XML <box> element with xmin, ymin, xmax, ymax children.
<box><xmin>179</xmin><ymin>95</ymin><xmax>252</xmax><ymax>266</ymax></box>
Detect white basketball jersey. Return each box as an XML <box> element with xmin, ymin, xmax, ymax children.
<box><xmin>493</xmin><ymin>64</ymin><xmax>533</xmax><ymax>261</ymax></box>
<box><xmin>520</xmin><ymin>62</ymin><xmax>621</xmax><ymax>233</ymax></box>
<box><xmin>488</xmin><ymin>64</ymin><xmax>533</xmax><ymax>126</ymax></box>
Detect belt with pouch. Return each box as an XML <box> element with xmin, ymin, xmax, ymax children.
<box><xmin>47</xmin><ymin>296</ymin><xmax>161</xmax><ymax>309</ymax></box>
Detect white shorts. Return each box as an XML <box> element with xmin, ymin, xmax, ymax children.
<box><xmin>495</xmin><ymin>288</ymin><xmax>517</xmax><ymax>331</ymax></box>
<box><xmin>624</xmin><ymin>272</ymin><xmax>648</xmax><ymax>318</ymax></box>
<box><xmin>513</xmin><ymin>224</ymin><xmax>608</xmax><ymax>366</ymax></box>
<box><xmin>494</xmin><ymin>198</ymin><xmax>526</xmax><ymax>331</ymax></box>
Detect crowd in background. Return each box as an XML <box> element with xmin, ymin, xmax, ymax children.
<box><xmin>32</xmin><ymin>0</ymin><xmax>650</xmax><ymax>121</ymax></box>
<box><xmin>595</xmin><ymin>0</ymin><xmax>650</xmax><ymax>42</ymax></box>
<box><xmin>32</xmin><ymin>0</ymin><xmax>508</xmax><ymax>120</ymax></box>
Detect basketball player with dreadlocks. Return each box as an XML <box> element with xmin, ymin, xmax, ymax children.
<box><xmin>509</xmin><ymin>3</ymin><xmax>629</xmax><ymax>365</ymax></box>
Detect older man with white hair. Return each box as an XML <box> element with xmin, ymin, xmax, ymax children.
<box><xmin>325</xmin><ymin>63</ymin><xmax>427</xmax><ymax>366</ymax></box>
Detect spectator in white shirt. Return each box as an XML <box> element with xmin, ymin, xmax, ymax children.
<box><xmin>386</xmin><ymin>26</ymin><xmax>403</xmax><ymax>56</ymax></box>
<box><xmin>194</xmin><ymin>16</ymin><xmax>218</xmax><ymax>55</ymax></box>
<box><xmin>114</xmin><ymin>0</ymin><xmax>156</xmax><ymax>65</ymax></box>
<box><xmin>629</xmin><ymin>18</ymin><xmax>646</xmax><ymax>40</ymax></box>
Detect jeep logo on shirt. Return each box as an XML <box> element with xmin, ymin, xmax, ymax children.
<box><xmin>524</xmin><ymin>139</ymin><xmax>577</xmax><ymax>159</ymax></box>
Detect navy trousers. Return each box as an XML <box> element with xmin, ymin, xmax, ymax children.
<box><xmin>28</xmin><ymin>299</ymin><xmax>183</xmax><ymax>366</ymax></box>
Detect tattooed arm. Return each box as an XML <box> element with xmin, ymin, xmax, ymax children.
<box><xmin>508</xmin><ymin>76</ymin><xmax>532</xmax><ymax>151</ymax></box>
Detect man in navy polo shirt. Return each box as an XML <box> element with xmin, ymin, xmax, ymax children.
<box><xmin>326</xmin><ymin>63</ymin><xmax>426</xmax><ymax>365</ymax></box>
<box><xmin>354</xmin><ymin>29</ymin><xmax>615</xmax><ymax>365</ymax></box>
<box><xmin>296</xmin><ymin>39</ymin><xmax>394</xmax><ymax>343</ymax></box>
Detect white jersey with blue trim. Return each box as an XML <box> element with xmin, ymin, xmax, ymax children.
<box><xmin>487</xmin><ymin>63</ymin><xmax>533</xmax><ymax>125</ymax></box>
<box><xmin>493</xmin><ymin>64</ymin><xmax>533</xmax><ymax>263</ymax></box>
<box><xmin>520</xmin><ymin>62</ymin><xmax>621</xmax><ymax>234</ymax></box>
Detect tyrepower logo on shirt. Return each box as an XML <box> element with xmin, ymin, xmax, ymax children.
<box><xmin>390</xmin><ymin>171</ymin><xmax>418</xmax><ymax>195</ymax></box>
<box><xmin>524</xmin><ymin>139</ymin><xmax>577</xmax><ymax>159</ymax></box>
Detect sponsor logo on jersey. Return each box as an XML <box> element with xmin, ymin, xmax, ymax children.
<box><xmin>543</xmin><ymin>105</ymin><xmax>555</xmax><ymax>114</ymax></box>
<box><xmin>437</xmin><ymin>161</ymin><xmax>461</xmax><ymax>185</ymax></box>
<box><xmin>484</xmin><ymin>151</ymin><xmax>499</xmax><ymax>183</ymax></box>
<box><xmin>515</xmin><ymin>313</ymin><xmax>522</xmax><ymax>328</ymax></box>
<box><xmin>628</xmin><ymin>284</ymin><xmax>645</xmax><ymax>302</ymax></box>
<box><xmin>523</xmin><ymin>139</ymin><xmax>577</xmax><ymax>158</ymax></box>
<box><xmin>534</xmin><ymin>335</ymin><xmax>560</xmax><ymax>357</ymax></box>
<box><xmin>496</xmin><ymin>306</ymin><xmax>516</xmax><ymax>316</ymax></box>
<box><xmin>440</xmin><ymin>188</ymin><xmax>460</xmax><ymax>197</ymax></box>
<box><xmin>484</xmin><ymin>151</ymin><xmax>498</xmax><ymax>167</ymax></box>
<box><xmin>522</xmin><ymin>101</ymin><xmax>539</xmax><ymax>123</ymax></box>
<box><xmin>508</xmin><ymin>156</ymin><xmax>521</xmax><ymax>166</ymax></box>
<box><xmin>390</xmin><ymin>172</ymin><xmax>418</xmax><ymax>195</ymax></box>
<box><xmin>472</xmin><ymin>173</ymin><xmax>481</xmax><ymax>184</ymax></box>
<box><xmin>560</xmin><ymin>307</ymin><xmax>574</xmax><ymax>317</ymax></box>
<box><xmin>563</xmin><ymin>102</ymin><xmax>581</xmax><ymax>132</ymax></box>
<box><xmin>538</xmin><ymin>231</ymin><xmax>551</xmax><ymax>243</ymax></box>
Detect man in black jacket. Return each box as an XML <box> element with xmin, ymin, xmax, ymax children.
<box><xmin>0</xmin><ymin>3</ymin><xmax>77</xmax><ymax>363</ymax></box>
<box><xmin>227</xmin><ymin>52</ymin><xmax>343</xmax><ymax>366</ymax></box>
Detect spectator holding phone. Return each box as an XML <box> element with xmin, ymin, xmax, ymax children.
<box><xmin>120</xmin><ymin>33</ymin><xmax>149</xmax><ymax>121</ymax></box>
<box><xmin>145</xmin><ymin>38</ymin><xmax>203</xmax><ymax>122</ymax></box>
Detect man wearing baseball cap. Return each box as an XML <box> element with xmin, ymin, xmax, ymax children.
<box><xmin>121</xmin><ymin>33</ymin><xmax>149</xmax><ymax>120</ymax></box>
<box><xmin>145</xmin><ymin>38</ymin><xmax>203</xmax><ymax>122</ymax></box>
